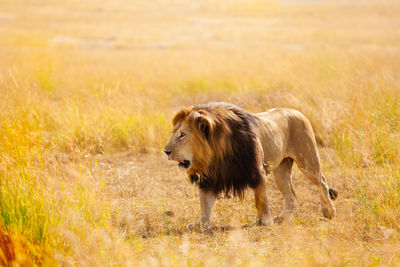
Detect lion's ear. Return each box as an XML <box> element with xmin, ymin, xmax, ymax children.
<box><xmin>172</xmin><ymin>108</ymin><xmax>190</xmax><ymax>126</ymax></box>
<box><xmin>192</xmin><ymin>112</ymin><xmax>214</xmax><ymax>139</ymax></box>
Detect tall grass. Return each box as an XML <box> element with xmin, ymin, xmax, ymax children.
<box><xmin>0</xmin><ymin>110</ymin><xmax>58</xmax><ymax>264</ymax></box>
<box><xmin>0</xmin><ymin>0</ymin><xmax>400</xmax><ymax>265</ymax></box>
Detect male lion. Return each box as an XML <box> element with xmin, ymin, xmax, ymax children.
<box><xmin>164</xmin><ymin>102</ymin><xmax>337</xmax><ymax>227</ymax></box>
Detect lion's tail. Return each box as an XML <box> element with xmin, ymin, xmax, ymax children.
<box><xmin>328</xmin><ymin>188</ymin><xmax>338</xmax><ymax>201</ymax></box>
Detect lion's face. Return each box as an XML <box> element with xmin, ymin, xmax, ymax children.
<box><xmin>164</xmin><ymin>121</ymin><xmax>194</xmax><ymax>170</ymax></box>
<box><xmin>164</xmin><ymin>107</ymin><xmax>216</xmax><ymax>171</ymax></box>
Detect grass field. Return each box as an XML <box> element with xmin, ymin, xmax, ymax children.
<box><xmin>1</xmin><ymin>0</ymin><xmax>400</xmax><ymax>265</ymax></box>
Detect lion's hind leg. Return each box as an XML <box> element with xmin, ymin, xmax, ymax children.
<box><xmin>272</xmin><ymin>157</ymin><xmax>296</xmax><ymax>223</ymax></box>
<box><xmin>294</xmin><ymin>145</ymin><xmax>336</xmax><ymax>219</ymax></box>
<box><xmin>300</xmin><ymin>168</ymin><xmax>336</xmax><ymax>219</ymax></box>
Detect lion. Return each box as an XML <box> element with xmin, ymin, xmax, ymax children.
<box><xmin>164</xmin><ymin>102</ymin><xmax>337</xmax><ymax>227</ymax></box>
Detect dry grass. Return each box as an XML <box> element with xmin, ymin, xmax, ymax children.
<box><xmin>0</xmin><ymin>0</ymin><xmax>400</xmax><ymax>265</ymax></box>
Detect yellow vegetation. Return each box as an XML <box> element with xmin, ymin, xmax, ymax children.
<box><xmin>0</xmin><ymin>0</ymin><xmax>399</xmax><ymax>265</ymax></box>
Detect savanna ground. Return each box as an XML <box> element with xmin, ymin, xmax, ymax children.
<box><xmin>0</xmin><ymin>0</ymin><xmax>400</xmax><ymax>265</ymax></box>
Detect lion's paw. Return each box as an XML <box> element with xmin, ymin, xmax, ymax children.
<box><xmin>273</xmin><ymin>216</ymin><xmax>285</xmax><ymax>224</ymax></box>
<box><xmin>256</xmin><ymin>218</ymin><xmax>273</xmax><ymax>227</ymax></box>
<box><xmin>322</xmin><ymin>206</ymin><xmax>336</xmax><ymax>219</ymax></box>
<box><xmin>187</xmin><ymin>222</ymin><xmax>211</xmax><ymax>233</ymax></box>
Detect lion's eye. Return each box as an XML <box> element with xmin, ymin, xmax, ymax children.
<box><xmin>179</xmin><ymin>133</ymin><xmax>186</xmax><ymax>139</ymax></box>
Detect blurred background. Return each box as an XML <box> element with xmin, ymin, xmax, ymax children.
<box><xmin>1</xmin><ymin>0</ymin><xmax>399</xmax><ymax>152</ymax></box>
<box><xmin>0</xmin><ymin>0</ymin><xmax>399</xmax><ymax>265</ymax></box>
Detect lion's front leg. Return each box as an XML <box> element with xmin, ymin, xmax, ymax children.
<box><xmin>253</xmin><ymin>179</ymin><xmax>273</xmax><ymax>226</ymax></box>
<box><xmin>198</xmin><ymin>188</ymin><xmax>216</xmax><ymax>226</ymax></box>
<box><xmin>189</xmin><ymin>188</ymin><xmax>216</xmax><ymax>230</ymax></box>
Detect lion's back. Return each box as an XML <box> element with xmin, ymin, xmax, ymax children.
<box><xmin>254</xmin><ymin>108</ymin><xmax>316</xmax><ymax>165</ymax></box>
<box><xmin>255</xmin><ymin>108</ymin><xmax>312</xmax><ymax>132</ymax></box>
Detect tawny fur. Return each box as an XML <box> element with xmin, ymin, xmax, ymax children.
<box><xmin>164</xmin><ymin>102</ymin><xmax>337</xmax><ymax>226</ymax></box>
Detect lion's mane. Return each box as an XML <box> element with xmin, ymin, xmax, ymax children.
<box><xmin>173</xmin><ymin>102</ymin><xmax>263</xmax><ymax>198</ymax></box>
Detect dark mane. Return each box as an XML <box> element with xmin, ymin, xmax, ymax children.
<box><xmin>188</xmin><ymin>102</ymin><xmax>263</xmax><ymax>198</ymax></box>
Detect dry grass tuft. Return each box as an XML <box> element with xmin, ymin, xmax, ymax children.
<box><xmin>0</xmin><ymin>0</ymin><xmax>400</xmax><ymax>265</ymax></box>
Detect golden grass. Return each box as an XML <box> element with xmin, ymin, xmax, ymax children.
<box><xmin>0</xmin><ymin>0</ymin><xmax>400</xmax><ymax>265</ymax></box>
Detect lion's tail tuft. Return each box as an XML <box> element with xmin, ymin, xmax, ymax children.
<box><xmin>328</xmin><ymin>188</ymin><xmax>338</xmax><ymax>200</ymax></box>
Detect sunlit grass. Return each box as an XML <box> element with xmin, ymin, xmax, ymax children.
<box><xmin>0</xmin><ymin>0</ymin><xmax>399</xmax><ymax>265</ymax></box>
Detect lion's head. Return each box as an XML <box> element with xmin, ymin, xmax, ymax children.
<box><xmin>164</xmin><ymin>102</ymin><xmax>264</xmax><ymax>198</ymax></box>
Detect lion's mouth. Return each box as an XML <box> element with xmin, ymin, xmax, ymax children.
<box><xmin>178</xmin><ymin>160</ymin><xmax>191</xmax><ymax>169</ymax></box>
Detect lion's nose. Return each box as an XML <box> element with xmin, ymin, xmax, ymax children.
<box><xmin>164</xmin><ymin>150</ymin><xmax>172</xmax><ymax>156</ymax></box>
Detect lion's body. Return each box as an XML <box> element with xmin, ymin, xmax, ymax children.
<box><xmin>255</xmin><ymin>108</ymin><xmax>321</xmax><ymax>175</ymax></box>
<box><xmin>164</xmin><ymin>102</ymin><xmax>337</xmax><ymax>227</ymax></box>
